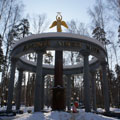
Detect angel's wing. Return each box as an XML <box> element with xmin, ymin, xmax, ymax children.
<box><xmin>49</xmin><ymin>21</ymin><xmax>57</xmax><ymax>28</ymax></box>
<box><xmin>61</xmin><ymin>21</ymin><xmax>68</xmax><ymax>29</ymax></box>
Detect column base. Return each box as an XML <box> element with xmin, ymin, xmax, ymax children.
<box><xmin>52</xmin><ymin>86</ymin><xmax>65</xmax><ymax>111</ymax></box>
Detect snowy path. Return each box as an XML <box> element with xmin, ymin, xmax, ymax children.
<box><xmin>12</xmin><ymin>112</ymin><xmax>118</xmax><ymax>120</ymax></box>
<box><xmin>0</xmin><ymin>112</ymin><xmax>119</xmax><ymax>120</ymax></box>
<box><xmin>0</xmin><ymin>114</ymin><xmax>24</xmax><ymax>120</ymax></box>
<box><xmin>70</xmin><ymin>113</ymin><xmax>78</xmax><ymax>120</ymax></box>
<box><xmin>0</xmin><ymin>107</ymin><xmax>120</xmax><ymax>120</ymax></box>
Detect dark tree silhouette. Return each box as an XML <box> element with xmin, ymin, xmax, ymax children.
<box><xmin>0</xmin><ymin>35</ymin><xmax>4</xmax><ymax>72</ymax></box>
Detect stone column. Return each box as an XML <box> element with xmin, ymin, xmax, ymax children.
<box><xmin>41</xmin><ymin>75</ymin><xmax>45</xmax><ymax>110</ymax></box>
<box><xmin>16</xmin><ymin>69</ymin><xmax>23</xmax><ymax>110</ymax></box>
<box><xmin>34</xmin><ymin>51</ymin><xmax>43</xmax><ymax>112</ymax></box>
<box><xmin>91</xmin><ymin>70</ymin><xmax>97</xmax><ymax>112</ymax></box>
<box><xmin>66</xmin><ymin>75</ymin><xmax>72</xmax><ymax>111</ymax></box>
<box><xmin>101</xmin><ymin>62</ymin><xmax>110</xmax><ymax>113</ymax></box>
<box><xmin>54</xmin><ymin>51</ymin><xmax>63</xmax><ymax>86</ymax></box>
<box><xmin>82</xmin><ymin>51</ymin><xmax>91</xmax><ymax>112</ymax></box>
<box><xmin>7</xmin><ymin>59</ymin><xmax>17</xmax><ymax>112</ymax></box>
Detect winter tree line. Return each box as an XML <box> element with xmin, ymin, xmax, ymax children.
<box><xmin>0</xmin><ymin>0</ymin><xmax>120</xmax><ymax>108</ymax></box>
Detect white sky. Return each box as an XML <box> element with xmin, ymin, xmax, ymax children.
<box><xmin>22</xmin><ymin>0</ymin><xmax>95</xmax><ymax>28</ymax></box>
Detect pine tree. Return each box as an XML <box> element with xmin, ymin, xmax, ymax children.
<box><xmin>118</xmin><ymin>25</ymin><xmax>120</xmax><ymax>46</ymax></box>
<box><xmin>11</xmin><ymin>18</ymin><xmax>30</xmax><ymax>40</ymax></box>
<box><xmin>17</xmin><ymin>19</ymin><xmax>30</xmax><ymax>38</ymax></box>
<box><xmin>0</xmin><ymin>34</ymin><xmax>5</xmax><ymax>106</ymax></box>
<box><xmin>92</xmin><ymin>26</ymin><xmax>110</xmax><ymax>45</ymax></box>
<box><xmin>92</xmin><ymin>27</ymin><xmax>112</xmax><ymax>108</ymax></box>
<box><xmin>0</xmin><ymin>34</ymin><xmax>4</xmax><ymax>72</ymax></box>
<box><xmin>115</xmin><ymin>64</ymin><xmax>120</xmax><ymax>107</ymax></box>
<box><xmin>92</xmin><ymin>26</ymin><xmax>110</xmax><ymax>69</ymax></box>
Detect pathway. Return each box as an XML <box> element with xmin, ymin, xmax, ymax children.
<box><xmin>0</xmin><ymin>114</ymin><xmax>23</xmax><ymax>120</ymax></box>
<box><xmin>70</xmin><ymin>113</ymin><xmax>79</xmax><ymax>120</ymax></box>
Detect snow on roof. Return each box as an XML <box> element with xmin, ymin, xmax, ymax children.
<box><xmin>12</xmin><ymin>32</ymin><xmax>105</xmax><ymax>50</ymax></box>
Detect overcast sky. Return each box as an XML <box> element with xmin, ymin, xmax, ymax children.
<box><xmin>22</xmin><ymin>0</ymin><xmax>95</xmax><ymax>27</ymax></box>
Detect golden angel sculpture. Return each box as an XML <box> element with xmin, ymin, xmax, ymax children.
<box><xmin>49</xmin><ymin>13</ymin><xmax>68</xmax><ymax>32</ymax></box>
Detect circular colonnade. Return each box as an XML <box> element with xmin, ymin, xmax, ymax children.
<box><xmin>7</xmin><ymin>32</ymin><xmax>110</xmax><ymax>112</ymax></box>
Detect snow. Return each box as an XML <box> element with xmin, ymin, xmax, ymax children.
<box><xmin>12</xmin><ymin>32</ymin><xmax>105</xmax><ymax>50</ymax></box>
<box><xmin>0</xmin><ymin>106</ymin><xmax>7</xmax><ymax>111</ymax></box>
<box><xmin>110</xmin><ymin>108</ymin><xmax>120</xmax><ymax>113</ymax></box>
<box><xmin>13</xmin><ymin>111</ymin><xmax>118</xmax><ymax>120</ymax></box>
<box><xmin>14</xmin><ymin>111</ymin><xmax>71</xmax><ymax>120</ymax></box>
<box><xmin>97</xmin><ymin>107</ymin><xmax>120</xmax><ymax>113</ymax></box>
<box><xmin>0</xmin><ymin>106</ymin><xmax>119</xmax><ymax>120</ymax></box>
<box><xmin>20</xmin><ymin>106</ymin><xmax>34</xmax><ymax>113</ymax></box>
<box><xmin>75</xmin><ymin>112</ymin><xmax>116</xmax><ymax>120</ymax></box>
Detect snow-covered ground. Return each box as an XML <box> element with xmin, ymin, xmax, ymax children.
<box><xmin>110</xmin><ymin>108</ymin><xmax>120</xmax><ymax>113</ymax></box>
<box><xmin>13</xmin><ymin>110</ymin><xmax>119</xmax><ymax>120</ymax></box>
<box><xmin>0</xmin><ymin>106</ymin><xmax>120</xmax><ymax>120</ymax></box>
<box><xmin>97</xmin><ymin>107</ymin><xmax>120</xmax><ymax>113</ymax></box>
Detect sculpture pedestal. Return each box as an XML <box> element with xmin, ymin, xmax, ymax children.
<box><xmin>52</xmin><ymin>87</ymin><xmax>65</xmax><ymax>111</ymax></box>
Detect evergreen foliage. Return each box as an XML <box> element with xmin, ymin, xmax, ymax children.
<box><xmin>0</xmin><ymin>35</ymin><xmax>4</xmax><ymax>72</ymax></box>
<box><xmin>11</xmin><ymin>18</ymin><xmax>30</xmax><ymax>40</ymax></box>
<box><xmin>118</xmin><ymin>25</ymin><xmax>120</xmax><ymax>46</ymax></box>
<box><xmin>92</xmin><ymin>26</ymin><xmax>110</xmax><ymax>45</ymax></box>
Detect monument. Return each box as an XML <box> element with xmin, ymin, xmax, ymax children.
<box><xmin>50</xmin><ymin>12</ymin><xmax>68</xmax><ymax>110</ymax></box>
<box><xmin>6</xmin><ymin>13</ymin><xmax>110</xmax><ymax>113</ymax></box>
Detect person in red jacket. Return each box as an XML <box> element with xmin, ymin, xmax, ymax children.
<box><xmin>72</xmin><ymin>101</ymin><xmax>79</xmax><ymax>113</ymax></box>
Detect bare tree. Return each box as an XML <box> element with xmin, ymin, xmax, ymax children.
<box><xmin>88</xmin><ymin>0</ymin><xmax>114</xmax><ymax>63</ymax></box>
<box><xmin>67</xmin><ymin>20</ymin><xmax>89</xmax><ymax>36</ymax></box>
<box><xmin>88</xmin><ymin>0</ymin><xmax>108</xmax><ymax>29</ymax></box>
<box><xmin>107</xmin><ymin>1</ymin><xmax>120</xmax><ymax>64</ymax></box>
<box><xmin>1</xmin><ymin>3</ymin><xmax>24</xmax><ymax>80</ymax></box>
<box><xmin>0</xmin><ymin>0</ymin><xmax>24</xmax><ymax>105</ymax></box>
<box><xmin>107</xmin><ymin>0</ymin><xmax>120</xmax><ymax>23</ymax></box>
<box><xmin>0</xmin><ymin>0</ymin><xmax>10</xmax><ymax>21</ymax></box>
<box><xmin>0</xmin><ymin>0</ymin><xmax>24</xmax><ymax>39</ymax></box>
<box><xmin>32</xmin><ymin>14</ymin><xmax>48</xmax><ymax>34</ymax></box>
